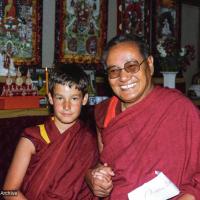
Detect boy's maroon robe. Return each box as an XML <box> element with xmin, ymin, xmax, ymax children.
<box><xmin>21</xmin><ymin>118</ymin><xmax>98</xmax><ymax>200</ymax></box>
<box><xmin>95</xmin><ymin>86</ymin><xmax>200</xmax><ymax>200</ymax></box>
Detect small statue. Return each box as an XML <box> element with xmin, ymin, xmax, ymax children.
<box><xmin>15</xmin><ymin>67</ymin><xmax>23</xmax><ymax>87</ymax></box>
<box><xmin>2</xmin><ymin>72</ymin><xmax>13</xmax><ymax>96</ymax></box>
<box><xmin>0</xmin><ymin>47</ymin><xmax>16</xmax><ymax>76</ymax></box>
<box><xmin>25</xmin><ymin>68</ymin><xmax>33</xmax><ymax>87</ymax></box>
<box><xmin>5</xmin><ymin>73</ymin><xmax>13</xmax><ymax>86</ymax></box>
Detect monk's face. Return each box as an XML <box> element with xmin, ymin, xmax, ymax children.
<box><xmin>106</xmin><ymin>41</ymin><xmax>154</xmax><ymax>109</ymax></box>
<box><xmin>48</xmin><ymin>83</ymin><xmax>88</xmax><ymax>133</ymax></box>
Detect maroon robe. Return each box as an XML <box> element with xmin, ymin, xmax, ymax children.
<box><xmin>21</xmin><ymin>118</ymin><xmax>98</xmax><ymax>200</ymax></box>
<box><xmin>95</xmin><ymin>86</ymin><xmax>200</xmax><ymax>200</ymax></box>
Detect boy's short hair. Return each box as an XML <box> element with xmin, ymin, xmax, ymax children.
<box><xmin>48</xmin><ymin>64</ymin><xmax>89</xmax><ymax>96</ymax></box>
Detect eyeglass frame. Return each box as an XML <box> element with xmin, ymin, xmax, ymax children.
<box><xmin>106</xmin><ymin>58</ymin><xmax>147</xmax><ymax>79</ymax></box>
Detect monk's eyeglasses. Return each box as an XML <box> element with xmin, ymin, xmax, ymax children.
<box><xmin>107</xmin><ymin>58</ymin><xmax>147</xmax><ymax>79</ymax></box>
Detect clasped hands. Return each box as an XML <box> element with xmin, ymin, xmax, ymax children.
<box><xmin>85</xmin><ymin>164</ymin><xmax>196</xmax><ymax>200</ymax></box>
<box><xmin>86</xmin><ymin>163</ymin><xmax>115</xmax><ymax>197</ymax></box>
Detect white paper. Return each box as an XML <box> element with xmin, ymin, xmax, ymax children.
<box><xmin>128</xmin><ymin>171</ymin><xmax>180</xmax><ymax>200</ymax></box>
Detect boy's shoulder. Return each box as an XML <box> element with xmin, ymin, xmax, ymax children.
<box><xmin>23</xmin><ymin>125</ymin><xmax>41</xmax><ymax>138</ymax></box>
<box><xmin>22</xmin><ymin>121</ymin><xmax>50</xmax><ymax>146</ymax></box>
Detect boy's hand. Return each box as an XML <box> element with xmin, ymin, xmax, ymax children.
<box><xmin>85</xmin><ymin>163</ymin><xmax>114</xmax><ymax>197</ymax></box>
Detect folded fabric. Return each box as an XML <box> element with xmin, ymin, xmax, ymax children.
<box><xmin>128</xmin><ymin>171</ymin><xmax>180</xmax><ymax>200</ymax></box>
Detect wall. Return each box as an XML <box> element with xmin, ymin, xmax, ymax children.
<box><xmin>42</xmin><ymin>0</ymin><xmax>55</xmax><ymax>68</ymax></box>
<box><xmin>107</xmin><ymin>0</ymin><xmax>117</xmax><ymax>41</ymax></box>
<box><xmin>42</xmin><ymin>1</ymin><xmax>199</xmax><ymax>92</ymax></box>
<box><xmin>181</xmin><ymin>4</ymin><xmax>200</xmax><ymax>92</ymax></box>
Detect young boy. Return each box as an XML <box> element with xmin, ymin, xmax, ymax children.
<box><xmin>3</xmin><ymin>64</ymin><xmax>98</xmax><ymax>200</ymax></box>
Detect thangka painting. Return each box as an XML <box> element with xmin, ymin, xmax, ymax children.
<box><xmin>151</xmin><ymin>0</ymin><xmax>180</xmax><ymax>76</ymax></box>
<box><xmin>153</xmin><ymin>0</ymin><xmax>180</xmax><ymax>47</ymax></box>
<box><xmin>117</xmin><ymin>0</ymin><xmax>152</xmax><ymax>48</ymax></box>
<box><xmin>0</xmin><ymin>0</ymin><xmax>42</xmax><ymax>72</ymax></box>
<box><xmin>154</xmin><ymin>0</ymin><xmax>180</xmax><ymax>40</ymax></box>
<box><xmin>55</xmin><ymin>0</ymin><xmax>108</xmax><ymax>64</ymax></box>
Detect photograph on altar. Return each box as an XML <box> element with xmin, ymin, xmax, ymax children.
<box><xmin>28</xmin><ymin>68</ymin><xmax>47</xmax><ymax>96</ymax></box>
<box><xmin>0</xmin><ymin>0</ymin><xmax>42</xmax><ymax>76</ymax></box>
<box><xmin>84</xmin><ymin>70</ymin><xmax>96</xmax><ymax>97</ymax></box>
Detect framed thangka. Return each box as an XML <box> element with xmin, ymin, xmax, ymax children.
<box><xmin>153</xmin><ymin>0</ymin><xmax>180</xmax><ymax>42</ymax></box>
<box><xmin>55</xmin><ymin>0</ymin><xmax>108</xmax><ymax>64</ymax></box>
<box><xmin>117</xmin><ymin>0</ymin><xmax>152</xmax><ymax>48</ymax></box>
<box><xmin>152</xmin><ymin>0</ymin><xmax>181</xmax><ymax>75</ymax></box>
<box><xmin>0</xmin><ymin>0</ymin><xmax>42</xmax><ymax>71</ymax></box>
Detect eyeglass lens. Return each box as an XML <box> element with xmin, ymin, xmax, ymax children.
<box><xmin>108</xmin><ymin>59</ymin><xmax>146</xmax><ymax>79</ymax></box>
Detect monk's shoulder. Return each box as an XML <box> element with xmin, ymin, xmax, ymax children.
<box><xmin>159</xmin><ymin>87</ymin><xmax>199</xmax><ymax>113</ymax></box>
<box><xmin>94</xmin><ymin>97</ymin><xmax>111</xmax><ymax>122</ymax></box>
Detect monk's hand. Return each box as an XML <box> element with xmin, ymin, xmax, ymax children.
<box><xmin>85</xmin><ymin>163</ymin><xmax>114</xmax><ymax>197</ymax></box>
<box><xmin>92</xmin><ymin>163</ymin><xmax>114</xmax><ymax>180</ymax></box>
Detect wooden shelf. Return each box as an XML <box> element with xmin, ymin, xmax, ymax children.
<box><xmin>191</xmin><ymin>99</ymin><xmax>200</xmax><ymax>106</ymax></box>
<box><xmin>153</xmin><ymin>77</ymin><xmax>185</xmax><ymax>84</ymax></box>
<box><xmin>0</xmin><ymin>107</ymin><xmax>50</xmax><ymax>119</ymax></box>
<box><xmin>153</xmin><ymin>76</ymin><xmax>186</xmax><ymax>94</ymax></box>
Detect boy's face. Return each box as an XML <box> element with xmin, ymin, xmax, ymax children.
<box><xmin>48</xmin><ymin>83</ymin><xmax>88</xmax><ymax>133</ymax></box>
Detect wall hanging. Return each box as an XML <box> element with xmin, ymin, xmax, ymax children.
<box><xmin>55</xmin><ymin>0</ymin><xmax>108</xmax><ymax>64</ymax></box>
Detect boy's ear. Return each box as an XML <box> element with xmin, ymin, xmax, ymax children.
<box><xmin>82</xmin><ymin>93</ymin><xmax>89</xmax><ymax>106</ymax></box>
<box><xmin>48</xmin><ymin>92</ymin><xmax>53</xmax><ymax>105</ymax></box>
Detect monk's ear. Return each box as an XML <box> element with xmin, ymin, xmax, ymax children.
<box><xmin>147</xmin><ymin>55</ymin><xmax>154</xmax><ymax>76</ymax></box>
<box><xmin>82</xmin><ymin>93</ymin><xmax>88</xmax><ymax>106</ymax></box>
<box><xmin>48</xmin><ymin>92</ymin><xmax>53</xmax><ymax>105</ymax></box>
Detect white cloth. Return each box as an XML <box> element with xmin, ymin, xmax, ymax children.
<box><xmin>128</xmin><ymin>171</ymin><xmax>180</xmax><ymax>200</ymax></box>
